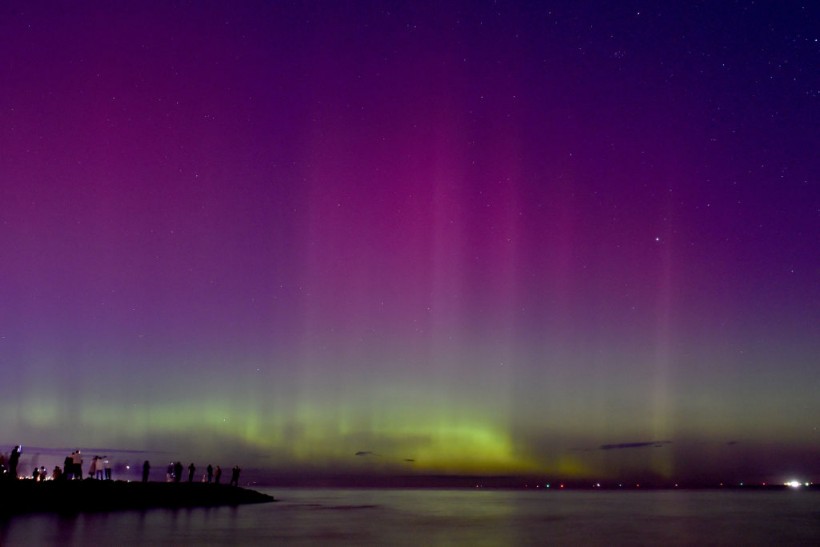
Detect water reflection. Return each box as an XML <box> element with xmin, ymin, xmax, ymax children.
<box><xmin>0</xmin><ymin>489</ymin><xmax>817</xmax><ymax>546</ymax></box>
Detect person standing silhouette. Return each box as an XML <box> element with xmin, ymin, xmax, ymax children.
<box><xmin>64</xmin><ymin>454</ymin><xmax>73</xmax><ymax>480</ymax></box>
<box><xmin>206</xmin><ymin>464</ymin><xmax>213</xmax><ymax>483</ymax></box>
<box><xmin>214</xmin><ymin>465</ymin><xmax>222</xmax><ymax>484</ymax></box>
<box><xmin>9</xmin><ymin>446</ymin><xmax>21</xmax><ymax>479</ymax></box>
<box><xmin>230</xmin><ymin>465</ymin><xmax>241</xmax><ymax>487</ymax></box>
<box><xmin>188</xmin><ymin>463</ymin><xmax>196</xmax><ymax>483</ymax></box>
<box><xmin>142</xmin><ymin>460</ymin><xmax>150</xmax><ymax>482</ymax></box>
<box><xmin>72</xmin><ymin>450</ymin><xmax>83</xmax><ymax>480</ymax></box>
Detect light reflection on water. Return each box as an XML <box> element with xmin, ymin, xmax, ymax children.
<box><xmin>1</xmin><ymin>489</ymin><xmax>818</xmax><ymax>546</ymax></box>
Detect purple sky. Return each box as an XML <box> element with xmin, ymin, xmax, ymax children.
<box><xmin>1</xmin><ymin>1</ymin><xmax>817</xmax><ymax>484</ymax></box>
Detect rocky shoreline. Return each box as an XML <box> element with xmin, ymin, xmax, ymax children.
<box><xmin>0</xmin><ymin>480</ymin><xmax>275</xmax><ymax>515</ymax></box>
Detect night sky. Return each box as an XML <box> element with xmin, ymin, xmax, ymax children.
<box><xmin>1</xmin><ymin>1</ymin><xmax>817</xmax><ymax>485</ymax></box>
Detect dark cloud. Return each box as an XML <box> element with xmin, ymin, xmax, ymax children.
<box><xmin>599</xmin><ymin>441</ymin><xmax>672</xmax><ymax>450</ymax></box>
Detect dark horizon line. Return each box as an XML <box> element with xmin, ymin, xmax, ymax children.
<box><xmin>241</xmin><ymin>472</ymin><xmax>818</xmax><ymax>490</ymax></box>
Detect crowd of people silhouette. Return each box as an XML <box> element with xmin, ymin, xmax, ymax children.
<box><xmin>0</xmin><ymin>446</ymin><xmax>242</xmax><ymax>486</ymax></box>
<box><xmin>155</xmin><ymin>461</ymin><xmax>239</xmax><ymax>485</ymax></box>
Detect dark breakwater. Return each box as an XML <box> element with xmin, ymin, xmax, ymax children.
<box><xmin>0</xmin><ymin>480</ymin><xmax>275</xmax><ymax>515</ymax></box>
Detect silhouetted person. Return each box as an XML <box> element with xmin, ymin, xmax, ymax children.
<box><xmin>142</xmin><ymin>460</ymin><xmax>150</xmax><ymax>482</ymax></box>
<box><xmin>72</xmin><ymin>450</ymin><xmax>83</xmax><ymax>480</ymax></box>
<box><xmin>9</xmin><ymin>446</ymin><xmax>21</xmax><ymax>479</ymax></box>
<box><xmin>174</xmin><ymin>461</ymin><xmax>183</xmax><ymax>483</ymax></box>
<box><xmin>32</xmin><ymin>467</ymin><xmax>40</xmax><ymax>482</ymax></box>
<box><xmin>64</xmin><ymin>454</ymin><xmax>73</xmax><ymax>480</ymax></box>
<box><xmin>206</xmin><ymin>464</ymin><xmax>213</xmax><ymax>483</ymax></box>
<box><xmin>188</xmin><ymin>462</ymin><xmax>196</xmax><ymax>483</ymax></box>
<box><xmin>52</xmin><ymin>466</ymin><xmax>62</xmax><ymax>481</ymax></box>
<box><xmin>214</xmin><ymin>465</ymin><xmax>222</xmax><ymax>484</ymax></box>
<box><xmin>0</xmin><ymin>454</ymin><xmax>6</xmax><ymax>478</ymax></box>
<box><xmin>229</xmin><ymin>465</ymin><xmax>241</xmax><ymax>487</ymax></box>
<box><xmin>104</xmin><ymin>457</ymin><xmax>112</xmax><ymax>480</ymax></box>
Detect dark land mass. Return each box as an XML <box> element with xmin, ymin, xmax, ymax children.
<box><xmin>0</xmin><ymin>480</ymin><xmax>275</xmax><ymax>515</ymax></box>
<box><xmin>257</xmin><ymin>472</ymin><xmax>819</xmax><ymax>490</ymax></box>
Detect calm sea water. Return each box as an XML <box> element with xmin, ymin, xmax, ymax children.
<box><xmin>1</xmin><ymin>488</ymin><xmax>818</xmax><ymax>546</ymax></box>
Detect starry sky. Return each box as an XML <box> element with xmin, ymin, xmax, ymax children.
<box><xmin>1</xmin><ymin>1</ymin><xmax>817</xmax><ymax>485</ymax></box>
